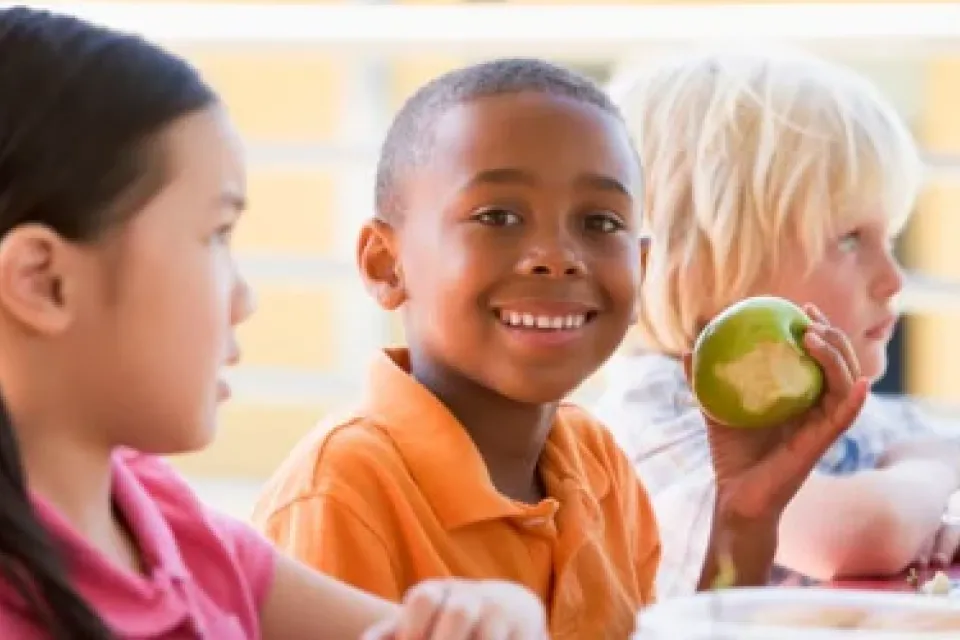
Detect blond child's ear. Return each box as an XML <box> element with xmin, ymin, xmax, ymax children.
<box><xmin>357</xmin><ymin>218</ymin><xmax>406</xmax><ymax>311</ymax></box>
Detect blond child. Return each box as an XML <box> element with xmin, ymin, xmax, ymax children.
<box><xmin>594</xmin><ymin>48</ymin><xmax>960</xmax><ymax>597</ymax></box>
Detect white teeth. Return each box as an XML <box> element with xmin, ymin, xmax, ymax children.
<box><xmin>498</xmin><ymin>310</ymin><xmax>589</xmax><ymax>330</ymax></box>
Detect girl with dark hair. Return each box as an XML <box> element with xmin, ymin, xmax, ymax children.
<box><xmin>0</xmin><ymin>6</ymin><xmax>546</xmax><ymax>640</ymax></box>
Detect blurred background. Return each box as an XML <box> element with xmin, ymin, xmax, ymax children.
<box><xmin>34</xmin><ymin>0</ymin><xmax>960</xmax><ymax>516</ymax></box>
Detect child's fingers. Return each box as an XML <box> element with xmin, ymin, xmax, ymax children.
<box><xmin>425</xmin><ymin>590</ymin><xmax>482</xmax><ymax>640</ymax></box>
<box><xmin>803</xmin><ymin>303</ymin><xmax>829</xmax><ymax>326</ymax></box>
<box><xmin>361</xmin><ymin>619</ymin><xmax>398</xmax><ymax>640</ymax></box>
<box><xmin>915</xmin><ymin>531</ymin><xmax>937</xmax><ymax>570</ymax></box>
<box><xmin>804</xmin><ymin>324</ymin><xmax>868</xmax><ymax>448</ymax></box>
<box><xmin>395</xmin><ymin>581</ymin><xmax>449</xmax><ymax>639</ymax></box>
<box><xmin>931</xmin><ymin>523</ymin><xmax>960</xmax><ymax>568</ymax></box>
<box><xmin>504</xmin><ymin>627</ymin><xmax>545</xmax><ymax>640</ymax></box>
<box><xmin>777</xmin><ymin>376</ymin><xmax>867</xmax><ymax>479</ymax></box>
<box><xmin>802</xmin><ymin>304</ymin><xmax>864</xmax><ymax>384</ymax></box>
<box><xmin>472</xmin><ymin>616</ymin><xmax>512</xmax><ymax>640</ymax></box>
<box><xmin>810</xmin><ymin>323</ymin><xmax>862</xmax><ymax>382</ymax></box>
<box><xmin>758</xmin><ymin>378</ymin><xmax>866</xmax><ymax>503</ymax></box>
<box><xmin>804</xmin><ymin>304</ymin><xmax>863</xmax><ymax>385</ymax></box>
<box><xmin>812</xmin><ymin>376</ymin><xmax>868</xmax><ymax>455</ymax></box>
<box><xmin>472</xmin><ymin>581</ymin><xmax>548</xmax><ymax>640</ymax></box>
<box><xmin>832</xmin><ymin>378</ymin><xmax>869</xmax><ymax>433</ymax></box>
<box><xmin>803</xmin><ymin>329</ymin><xmax>854</xmax><ymax>395</ymax></box>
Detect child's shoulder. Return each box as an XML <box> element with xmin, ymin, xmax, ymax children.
<box><xmin>557</xmin><ymin>402</ymin><xmax>609</xmax><ymax>434</ymax></box>
<box><xmin>115</xmin><ymin>448</ymin><xmax>201</xmax><ymax>508</ymax></box>
<box><xmin>114</xmin><ymin>448</ymin><xmax>237</xmax><ymax>531</ymax></box>
<box><xmin>114</xmin><ymin>450</ymin><xmax>275</xmax><ymax>624</ymax></box>
<box><xmin>556</xmin><ymin>403</ymin><xmax>631</xmax><ymax>468</ymax></box>
<box><xmin>295</xmin><ymin>407</ymin><xmax>405</xmax><ymax>473</ymax></box>
<box><xmin>113</xmin><ymin>449</ymin><xmax>247</xmax><ymax>547</ymax></box>
<box><xmin>255</xmin><ymin>408</ymin><xmax>411</xmax><ymax>510</ymax></box>
<box><xmin>556</xmin><ymin>403</ymin><xmax>659</xmax><ymax>525</ymax></box>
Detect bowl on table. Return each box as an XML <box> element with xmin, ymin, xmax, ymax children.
<box><xmin>633</xmin><ymin>587</ymin><xmax>960</xmax><ymax>639</ymax></box>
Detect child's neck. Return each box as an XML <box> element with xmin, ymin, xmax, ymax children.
<box><xmin>17</xmin><ymin>424</ymin><xmax>143</xmax><ymax>575</ymax></box>
<box><xmin>410</xmin><ymin>354</ymin><xmax>555</xmax><ymax>504</ymax></box>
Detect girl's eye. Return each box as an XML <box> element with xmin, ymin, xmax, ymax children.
<box><xmin>213</xmin><ymin>222</ymin><xmax>235</xmax><ymax>243</ymax></box>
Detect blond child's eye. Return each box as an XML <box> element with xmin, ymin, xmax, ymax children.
<box><xmin>838</xmin><ymin>231</ymin><xmax>861</xmax><ymax>252</ymax></box>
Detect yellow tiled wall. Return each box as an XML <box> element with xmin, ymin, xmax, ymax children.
<box><xmin>169</xmin><ymin>49</ymin><xmax>350</xmax><ymax>476</ymax></box>
<box><xmin>905</xmin><ymin>59</ymin><xmax>960</xmax><ymax>403</ymax></box>
<box><xmin>172</xmin><ymin>8</ymin><xmax>470</xmax><ymax>478</ymax></box>
<box><xmin>56</xmin><ymin>0</ymin><xmax>957</xmax><ymax>476</ymax></box>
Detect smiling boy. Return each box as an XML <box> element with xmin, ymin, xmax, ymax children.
<box><xmin>252</xmin><ymin>58</ymin><xmax>866</xmax><ymax>638</ymax></box>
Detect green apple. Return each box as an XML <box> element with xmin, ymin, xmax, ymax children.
<box><xmin>692</xmin><ymin>296</ymin><xmax>824</xmax><ymax>429</ymax></box>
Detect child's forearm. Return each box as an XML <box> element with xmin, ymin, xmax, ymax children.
<box><xmin>698</xmin><ymin>459</ymin><xmax>957</xmax><ymax>590</ymax></box>
<box><xmin>261</xmin><ymin>554</ymin><xmax>400</xmax><ymax>640</ymax></box>
<box><xmin>697</xmin><ymin>508</ymin><xmax>779</xmax><ymax>591</ymax></box>
<box><xmin>776</xmin><ymin>460</ymin><xmax>959</xmax><ymax>579</ymax></box>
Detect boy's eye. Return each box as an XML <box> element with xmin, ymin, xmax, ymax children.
<box><xmin>585</xmin><ymin>212</ymin><xmax>626</xmax><ymax>234</ymax></box>
<box><xmin>472</xmin><ymin>208</ymin><xmax>522</xmax><ymax>226</ymax></box>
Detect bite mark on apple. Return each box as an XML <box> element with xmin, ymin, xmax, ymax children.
<box><xmin>715</xmin><ymin>341</ymin><xmax>818</xmax><ymax>415</ymax></box>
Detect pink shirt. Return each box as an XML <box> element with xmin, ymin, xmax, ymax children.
<box><xmin>0</xmin><ymin>450</ymin><xmax>276</xmax><ymax>639</ymax></box>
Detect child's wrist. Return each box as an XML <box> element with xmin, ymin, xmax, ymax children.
<box><xmin>701</xmin><ymin>506</ymin><xmax>780</xmax><ymax>590</ymax></box>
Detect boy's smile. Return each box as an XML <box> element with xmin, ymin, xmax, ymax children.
<box><xmin>367</xmin><ymin>91</ymin><xmax>643</xmax><ymax>405</ymax></box>
<box><xmin>493</xmin><ymin>296</ymin><xmax>599</xmax><ymax>350</ymax></box>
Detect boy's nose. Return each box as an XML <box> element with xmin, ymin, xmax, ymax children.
<box><xmin>517</xmin><ymin>239</ymin><xmax>587</xmax><ymax>278</ymax></box>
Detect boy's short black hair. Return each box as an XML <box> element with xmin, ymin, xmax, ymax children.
<box><xmin>374</xmin><ymin>57</ymin><xmax>627</xmax><ymax>221</ymax></box>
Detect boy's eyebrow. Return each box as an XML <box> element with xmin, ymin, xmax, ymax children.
<box><xmin>464</xmin><ymin>168</ymin><xmax>536</xmax><ymax>190</ymax></box>
<box><xmin>463</xmin><ymin>168</ymin><xmax>632</xmax><ymax>197</ymax></box>
<box><xmin>578</xmin><ymin>174</ymin><xmax>632</xmax><ymax>198</ymax></box>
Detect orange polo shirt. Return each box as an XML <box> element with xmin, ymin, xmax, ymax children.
<box><xmin>251</xmin><ymin>349</ymin><xmax>661</xmax><ymax>639</ymax></box>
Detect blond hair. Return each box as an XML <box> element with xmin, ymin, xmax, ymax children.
<box><xmin>609</xmin><ymin>47</ymin><xmax>923</xmax><ymax>356</ymax></box>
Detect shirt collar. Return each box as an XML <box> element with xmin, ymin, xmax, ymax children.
<box><xmin>364</xmin><ymin>348</ymin><xmax>609</xmax><ymax>530</ymax></box>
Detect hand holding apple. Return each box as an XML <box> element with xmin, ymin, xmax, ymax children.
<box><xmin>688</xmin><ymin>300</ymin><xmax>870</xmax><ymax>589</ymax></box>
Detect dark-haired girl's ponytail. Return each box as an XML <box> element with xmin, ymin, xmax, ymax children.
<box><xmin>0</xmin><ymin>395</ymin><xmax>113</xmax><ymax>639</ymax></box>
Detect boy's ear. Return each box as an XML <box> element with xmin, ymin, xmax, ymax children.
<box><xmin>357</xmin><ymin>218</ymin><xmax>406</xmax><ymax>311</ymax></box>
